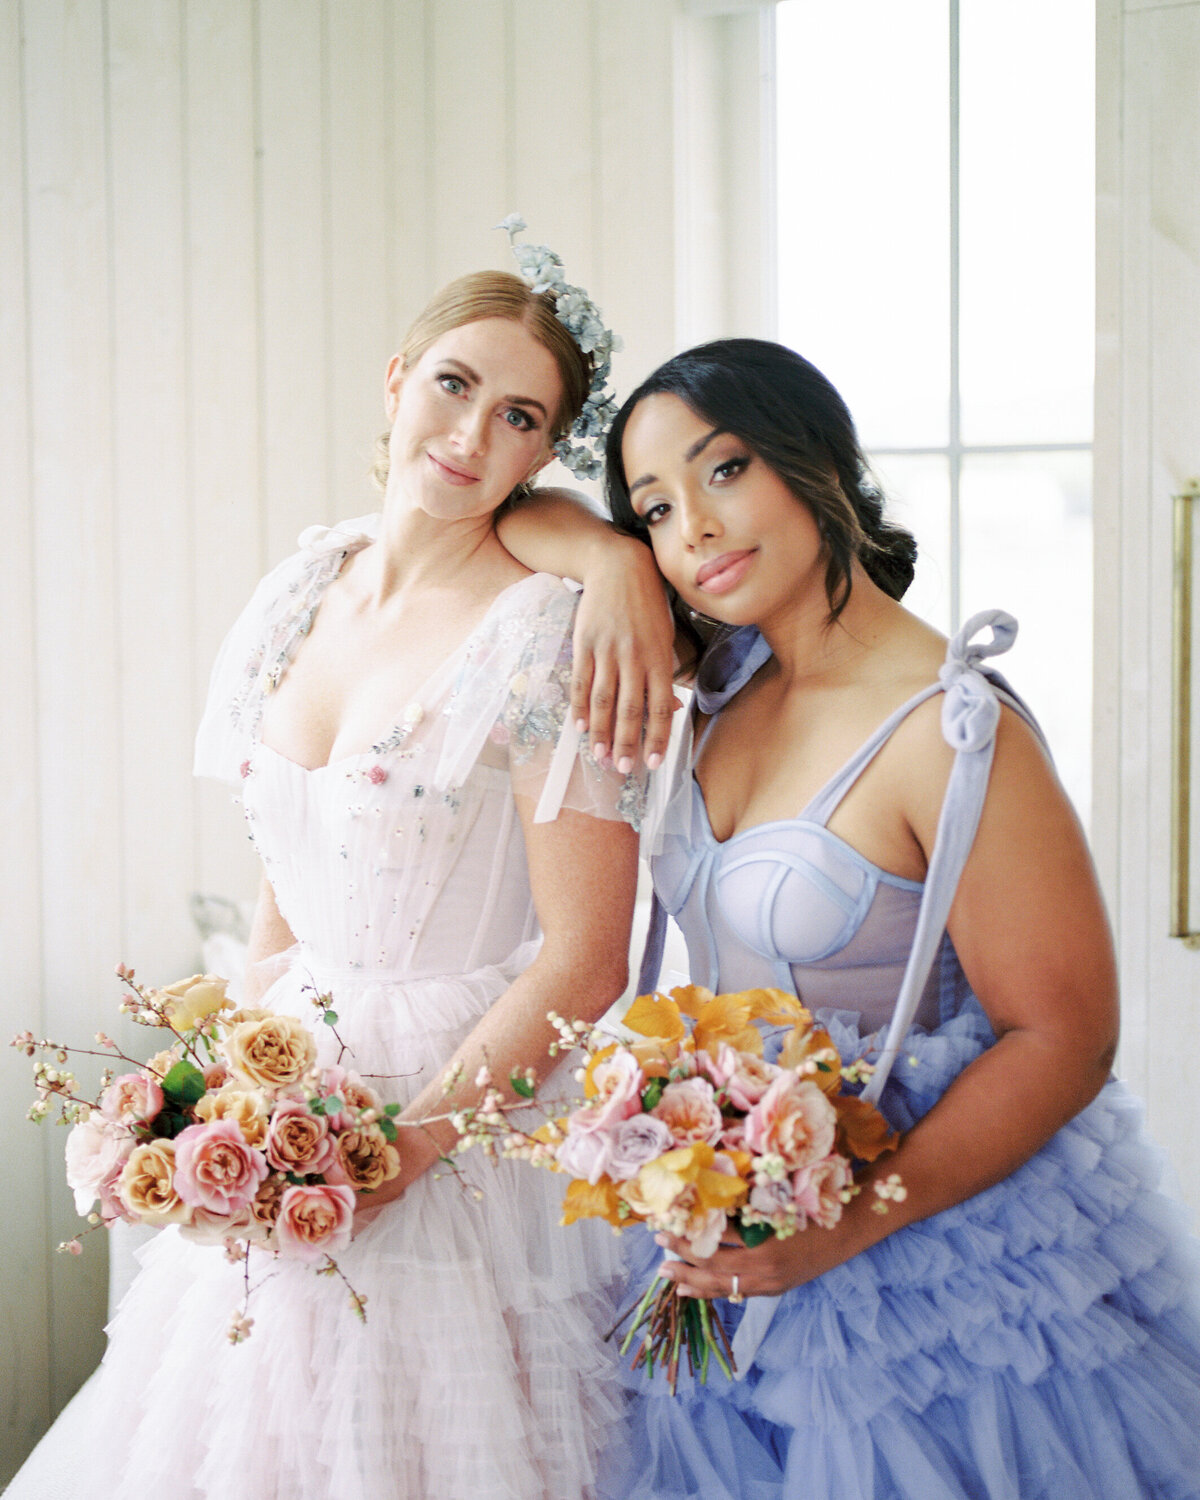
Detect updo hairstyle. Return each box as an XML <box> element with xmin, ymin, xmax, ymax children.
<box><xmin>373</xmin><ymin>270</ymin><xmax>592</xmax><ymax>497</ymax></box>
<box><xmin>605</xmin><ymin>338</ymin><xmax>917</xmax><ymax>624</ymax></box>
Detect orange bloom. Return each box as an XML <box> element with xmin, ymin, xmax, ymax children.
<box><xmin>779</xmin><ymin>1024</ymin><xmax>843</xmax><ymax>1095</ymax></box>
<box><xmin>560</xmin><ymin>1175</ymin><xmax>624</xmax><ymax>1228</ymax></box>
<box><xmin>833</xmin><ymin>1094</ymin><xmax>900</xmax><ymax>1162</ymax></box>
<box><xmin>623</xmin><ymin>992</ymin><xmax>687</xmax><ymax>1045</ymax></box>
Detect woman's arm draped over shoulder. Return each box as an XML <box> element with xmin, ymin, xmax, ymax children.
<box><xmin>497</xmin><ymin>489</ymin><xmax>679</xmax><ymax>770</ymax></box>
<box><xmin>663</xmin><ymin>704</ymin><xmax>1120</xmax><ymax>1298</ymax></box>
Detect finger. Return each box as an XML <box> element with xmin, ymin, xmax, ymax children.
<box><xmin>570</xmin><ymin>652</ymin><xmax>596</xmax><ymax>734</ymax></box>
<box><xmin>611</xmin><ymin>667</ymin><xmax>648</xmax><ymax>774</ymax></box>
<box><xmin>642</xmin><ymin>678</ymin><xmax>678</xmax><ymax>771</ymax></box>
<box><xmin>588</xmin><ymin>664</ymin><xmax>618</xmax><ymax>762</ymax></box>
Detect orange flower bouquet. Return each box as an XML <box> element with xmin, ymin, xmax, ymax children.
<box><xmin>451</xmin><ymin>985</ymin><xmax>902</xmax><ymax>1392</ymax></box>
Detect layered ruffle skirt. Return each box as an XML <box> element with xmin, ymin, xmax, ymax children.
<box><xmin>9</xmin><ymin>950</ymin><xmax>625</xmax><ymax>1500</ymax></box>
<box><xmin>603</xmin><ymin>1002</ymin><xmax>1200</xmax><ymax>1500</ymax></box>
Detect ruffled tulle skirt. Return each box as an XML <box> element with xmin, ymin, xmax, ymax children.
<box><xmin>602</xmin><ymin>1002</ymin><xmax>1200</xmax><ymax>1500</ymax></box>
<box><xmin>8</xmin><ymin>948</ymin><xmax>626</xmax><ymax>1500</ymax></box>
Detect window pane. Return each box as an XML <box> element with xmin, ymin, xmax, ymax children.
<box><xmin>870</xmin><ymin>453</ymin><xmax>952</xmax><ymax>634</ymax></box>
<box><xmin>959</xmin><ymin>451</ymin><xmax>1092</xmax><ymax>820</ymax></box>
<box><xmin>959</xmin><ymin>0</ymin><xmax>1095</xmax><ymax>445</ymax></box>
<box><xmin>776</xmin><ymin>0</ymin><xmax>950</xmax><ymax>449</ymax></box>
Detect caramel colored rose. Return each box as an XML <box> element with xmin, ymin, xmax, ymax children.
<box><xmin>250</xmin><ymin>1174</ymin><xmax>288</xmax><ymax>1233</ymax></box>
<box><xmin>118</xmin><ymin>1139</ymin><xmax>190</xmax><ymax>1224</ymax></box>
<box><xmin>334</xmin><ymin>1124</ymin><xmax>401</xmax><ymax>1192</ymax></box>
<box><xmin>194</xmin><ymin>1087</ymin><xmax>271</xmax><ymax>1147</ymax></box>
<box><xmin>222</xmin><ymin>1015</ymin><xmax>317</xmax><ymax>1091</ymax></box>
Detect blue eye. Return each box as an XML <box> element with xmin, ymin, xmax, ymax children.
<box><xmin>438</xmin><ymin>374</ymin><xmax>466</xmax><ymax>395</ymax></box>
<box><xmin>503</xmin><ymin>407</ymin><xmax>536</xmax><ymax>432</ymax></box>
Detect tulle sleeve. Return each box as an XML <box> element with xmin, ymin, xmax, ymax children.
<box><xmin>193</xmin><ymin>514</ymin><xmax>379</xmax><ymax>784</ymax></box>
<box><xmin>434</xmin><ymin>572</ymin><xmax>648</xmax><ymax>830</ymax></box>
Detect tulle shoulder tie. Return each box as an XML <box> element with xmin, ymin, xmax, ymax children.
<box><xmin>937</xmin><ymin>610</ymin><xmax>1018</xmax><ymax>753</ymax></box>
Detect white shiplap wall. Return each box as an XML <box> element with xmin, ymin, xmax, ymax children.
<box><xmin>0</xmin><ymin>0</ymin><xmax>684</xmax><ymax>1478</ymax></box>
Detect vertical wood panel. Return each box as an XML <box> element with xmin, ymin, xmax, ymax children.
<box><xmin>0</xmin><ymin>0</ymin><xmax>50</xmax><ymax>1479</ymax></box>
<box><xmin>386</xmin><ymin>0</ymin><xmax>430</xmax><ymax>337</ymax></box>
<box><xmin>186</xmin><ymin>0</ymin><xmax>266</xmax><ymax>904</ymax></box>
<box><xmin>108</xmin><ymin>0</ymin><xmax>197</xmax><ymax>976</ymax></box>
<box><xmin>429</xmin><ymin>0</ymin><xmax>509</xmax><ymax>278</ymax></box>
<box><xmin>597</xmin><ymin>1</ymin><xmax>677</xmax><ymax>395</ymax></box>
<box><xmin>23</xmin><ymin>0</ymin><xmax>115</xmax><ymax>1412</ymax></box>
<box><xmin>259</xmin><ymin>0</ymin><xmax>328</xmax><ymax>561</ymax></box>
<box><xmin>328</xmin><ymin>0</ymin><xmax>394</xmax><ymax>507</ymax></box>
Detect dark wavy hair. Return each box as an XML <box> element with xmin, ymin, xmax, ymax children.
<box><xmin>605</xmin><ymin>339</ymin><xmax>917</xmax><ymax>633</ymax></box>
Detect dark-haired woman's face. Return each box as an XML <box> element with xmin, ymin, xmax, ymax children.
<box><xmin>620</xmin><ymin>393</ymin><xmax>824</xmax><ymax>630</ymax></box>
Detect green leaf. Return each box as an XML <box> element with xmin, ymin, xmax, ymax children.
<box><xmin>378</xmin><ymin>1117</ymin><xmax>397</xmax><ymax>1142</ymax></box>
<box><xmin>737</xmin><ymin>1221</ymin><xmax>775</xmax><ymax>1249</ymax></box>
<box><xmin>384</xmin><ymin>1103</ymin><xmax>401</xmax><ymax>1117</ymax></box>
<box><xmin>509</xmin><ymin>1074</ymin><xmax>535</xmax><ymax>1100</ymax></box>
<box><xmin>322</xmin><ymin>1010</ymin><xmax>339</xmax><ymax>1026</ymax></box>
<box><xmin>161</xmin><ymin>1060</ymin><xmax>206</xmax><ymax>1107</ymax></box>
<box><xmin>641</xmin><ymin>1079</ymin><xmax>664</xmax><ymax>1112</ymax></box>
<box><xmin>324</xmin><ymin>1096</ymin><xmax>344</xmax><ymax>1114</ymax></box>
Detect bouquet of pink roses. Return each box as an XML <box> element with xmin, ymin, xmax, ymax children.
<box><xmin>12</xmin><ymin>966</ymin><xmax>401</xmax><ymax>1341</ymax></box>
<box><xmin>451</xmin><ymin>984</ymin><xmax>903</xmax><ymax>1392</ymax></box>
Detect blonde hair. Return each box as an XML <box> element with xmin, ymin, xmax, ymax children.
<box><xmin>372</xmin><ymin>270</ymin><xmax>591</xmax><ymax>492</ymax></box>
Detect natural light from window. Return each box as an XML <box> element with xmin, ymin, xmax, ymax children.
<box><xmin>775</xmin><ymin>0</ymin><xmax>1095</xmax><ymax>819</ymax></box>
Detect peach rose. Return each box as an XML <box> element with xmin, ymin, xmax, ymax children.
<box><xmin>319</xmin><ymin>1066</ymin><xmax>382</xmax><ymax>1132</ymax></box>
<box><xmin>99</xmin><ymin>1072</ymin><xmax>164</xmax><ymax>1127</ymax></box>
<box><xmin>179</xmin><ymin>1204</ymin><xmax>255</xmax><ymax>1246</ymax></box>
<box><xmin>118</xmin><ymin>1138</ymin><xmax>190</xmax><ymax>1224</ymax></box>
<box><xmin>331</xmin><ymin>1125</ymin><xmax>400</xmax><ymax>1192</ymax></box>
<box><xmin>194</xmin><ymin>1087</ymin><xmax>271</xmax><ymax>1147</ymax></box>
<box><xmin>275</xmin><ymin>1184</ymin><xmax>356</xmax><ymax>1263</ymax></box>
<box><xmin>159</xmin><ymin>973</ymin><xmax>230</xmax><ymax>1030</ymax></box>
<box><xmin>792</xmin><ymin>1155</ymin><xmax>853</xmax><ymax>1230</ymax></box>
<box><xmin>65</xmin><ymin>1116</ymin><xmax>134</xmax><ymax>1215</ymax></box>
<box><xmin>222</xmin><ymin>1014</ymin><xmax>317</xmax><ymax>1091</ymax></box>
<box><xmin>722</xmin><ymin>1051</ymin><xmax>783</xmax><ymax>1113</ymax></box>
<box><xmin>173</xmin><ymin>1118</ymin><xmax>270</xmax><ymax>1215</ymax></box>
<box><xmin>144</xmin><ymin>1046</ymin><xmax>182</xmax><ymax>1079</ymax></box>
<box><xmin>743</xmin><ymin>1075</ymin><xmax>837</xmax><ymax>1172</ymax></box>
<box><xmin>651</xmin><ymin>1077</ymin><xmax>725</xmax><ymax>1148</ymax></box>
<box><xmin>265</xmin><ymin>1098</ymin><xmax>338</xmax><ymax>1176</ymax></box>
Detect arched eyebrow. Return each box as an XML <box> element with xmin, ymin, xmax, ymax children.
<box><xmin>627</xmin><ymin>426</ymin><xmax>726</xmax><ymax>496</ymax></box>
<box><xmin>437</xmin><ymin>358</ymin><xmax>548</xmax><ymax>420</ymax></box>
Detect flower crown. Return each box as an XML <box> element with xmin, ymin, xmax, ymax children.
<box><xmin>496</xmin><ymin>214</ymin><xmax>621</xmax><ymax>482</ymax></box>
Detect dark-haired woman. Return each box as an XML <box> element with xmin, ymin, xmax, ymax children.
<box><xmin>501</xmin><ymin>338</ymin><xmax>1200</xmax><ymax>1499</ymax></box>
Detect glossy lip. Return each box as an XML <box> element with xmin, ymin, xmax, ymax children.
<box><xmin>694</xmin><ymin>549</ymin><xmax>756</xmax><ymax>595</ymax></box>
<box><xmin>427</xmin><ymin>450</ymin><xmax>479</xmax><ymax>485</ymax></box>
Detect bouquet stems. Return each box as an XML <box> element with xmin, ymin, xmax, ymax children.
<box><xmin>614</xmin><ymin>1273</ymin><xmax>737</xmax><ymax>1394</ymax></box>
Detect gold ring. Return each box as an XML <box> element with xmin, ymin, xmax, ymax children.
<box><xmin>729</xmin><ymin>1274</ymin><xmax>745</xmax><ymax>1305</ymax></box>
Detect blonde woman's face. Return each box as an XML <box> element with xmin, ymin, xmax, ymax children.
<box><xmin>384</xmin><ymin>317</ymin><xmax>562</xmax><ymax>520</ymax></box>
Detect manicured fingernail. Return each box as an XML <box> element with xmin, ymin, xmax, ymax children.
<box><xmin>654</xmin><ymin>1234</ymin><xmax>669</xmax><ymax>1247</ymax></box>
<box><xmin>646</xmin><ymin>752</ymin><xmax>663</xmax><ymax>771</ymax></box>
<box><xmin>576</xmin><ymin>718</ymin><xmax>587</xmax><ymax>733</ymax></box>
<box><xmin>617</xmin><ymin>756</ymin><xmax>633</xmax><ymax>774</ymax></box>
<box><xmin>592</xmin><ymin>742</ymin><xmax>607</xmax><ymax>762</ymax></box>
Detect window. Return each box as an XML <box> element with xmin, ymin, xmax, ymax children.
<box><xmin>775</xmin><ymin>0</ymin><xmax>1095</xmax><ymax>815</ymax></box>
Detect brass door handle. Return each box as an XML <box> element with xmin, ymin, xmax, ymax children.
<box><xmin>1171</xmin><ymin>478</ymin><xmax>1200</xmax><ymax>946</ymax></box>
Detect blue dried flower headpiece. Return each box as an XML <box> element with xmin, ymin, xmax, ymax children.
<box><xmin>496</xmin><ymin>213</ymin><xmax>621</xmax><ymax>482</ymax></box>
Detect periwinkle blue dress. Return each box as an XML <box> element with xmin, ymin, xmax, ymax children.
<box><xmin>604</xmin><ymin>612</ymin><xmax>1200</xmax><ymax>1500</ymax></box>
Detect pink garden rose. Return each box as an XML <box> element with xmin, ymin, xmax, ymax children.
<box><xmin>274</xmin><ymin>1184</ymin><xmax>356</xmax><ymax>1263</ymax></box>
<box><xmin>318</xmin><ymin>1065</ymin><xmax>382</xmax><ymax>1133</ymax></box>
<box><xmin>747</xmin><ymin>1176</ymin><xmax>796</xmax><ymax>1222</ymax></box>
<box><xmin>723</xmin><ymin>1052</ymin><xmax>783</xmax><ymax>1113</ymax></box>
<box><xmin>173</xmin><ymin>1118</ymin><xmax>270</xmax><ymax>1216</ymax></box>
<box><xmin>792</xmin><ymin>1154</ymin><xmax>853</xmax><ymax>1230</ymax></box>
<box><xmin>651</xmin><ymin>1077</ymin><xmax>725</xmax><ymax>1148</ymax></box>
<box><xmin>556</xmin><ymin>1124</ymin><xmax>617</xmax><ymax>1185</ymax></box>
<box><xmin>99</xmin><ymin>1072</ymin><xmax>164</xmax><ymax>1127</ymax></box>
<box><xmin>575</xmin><ymin>1050</ymin><xmax>645</xmax><ymax>1134</ymax></box>
<box><xmin>743</xmin><ymin>1074</ymin><xmax>837</xmax><ymax>1172</ymax></box>
<box><xmin>607</xmin><ymin>1112</ymin><xmax>675</xmax><ymax>1181</ymax></box>
<box><xmin>264</xmin><ymin>1098</ymin><xmax>338</xmax><ymax>1176</ymax></box>
<box><xmin>65</xmin><ymin>1116</ymin><xmax>134</xmax><ymax>1215</ymax></box>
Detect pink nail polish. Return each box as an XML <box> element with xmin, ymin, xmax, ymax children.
<box><xmin>646</xmin><ymin>752</ymin><xmax>663</xmax><ymax>770</ymax></box>
<box><xmin>617</xmin><ymin>756</ymin><xmax>633</xmax><ymax>774</ymax></box>
<box><xmin>592</xmin><ymin>743</ymin><xmax>607</xmax><ymax>762</ymax></box>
